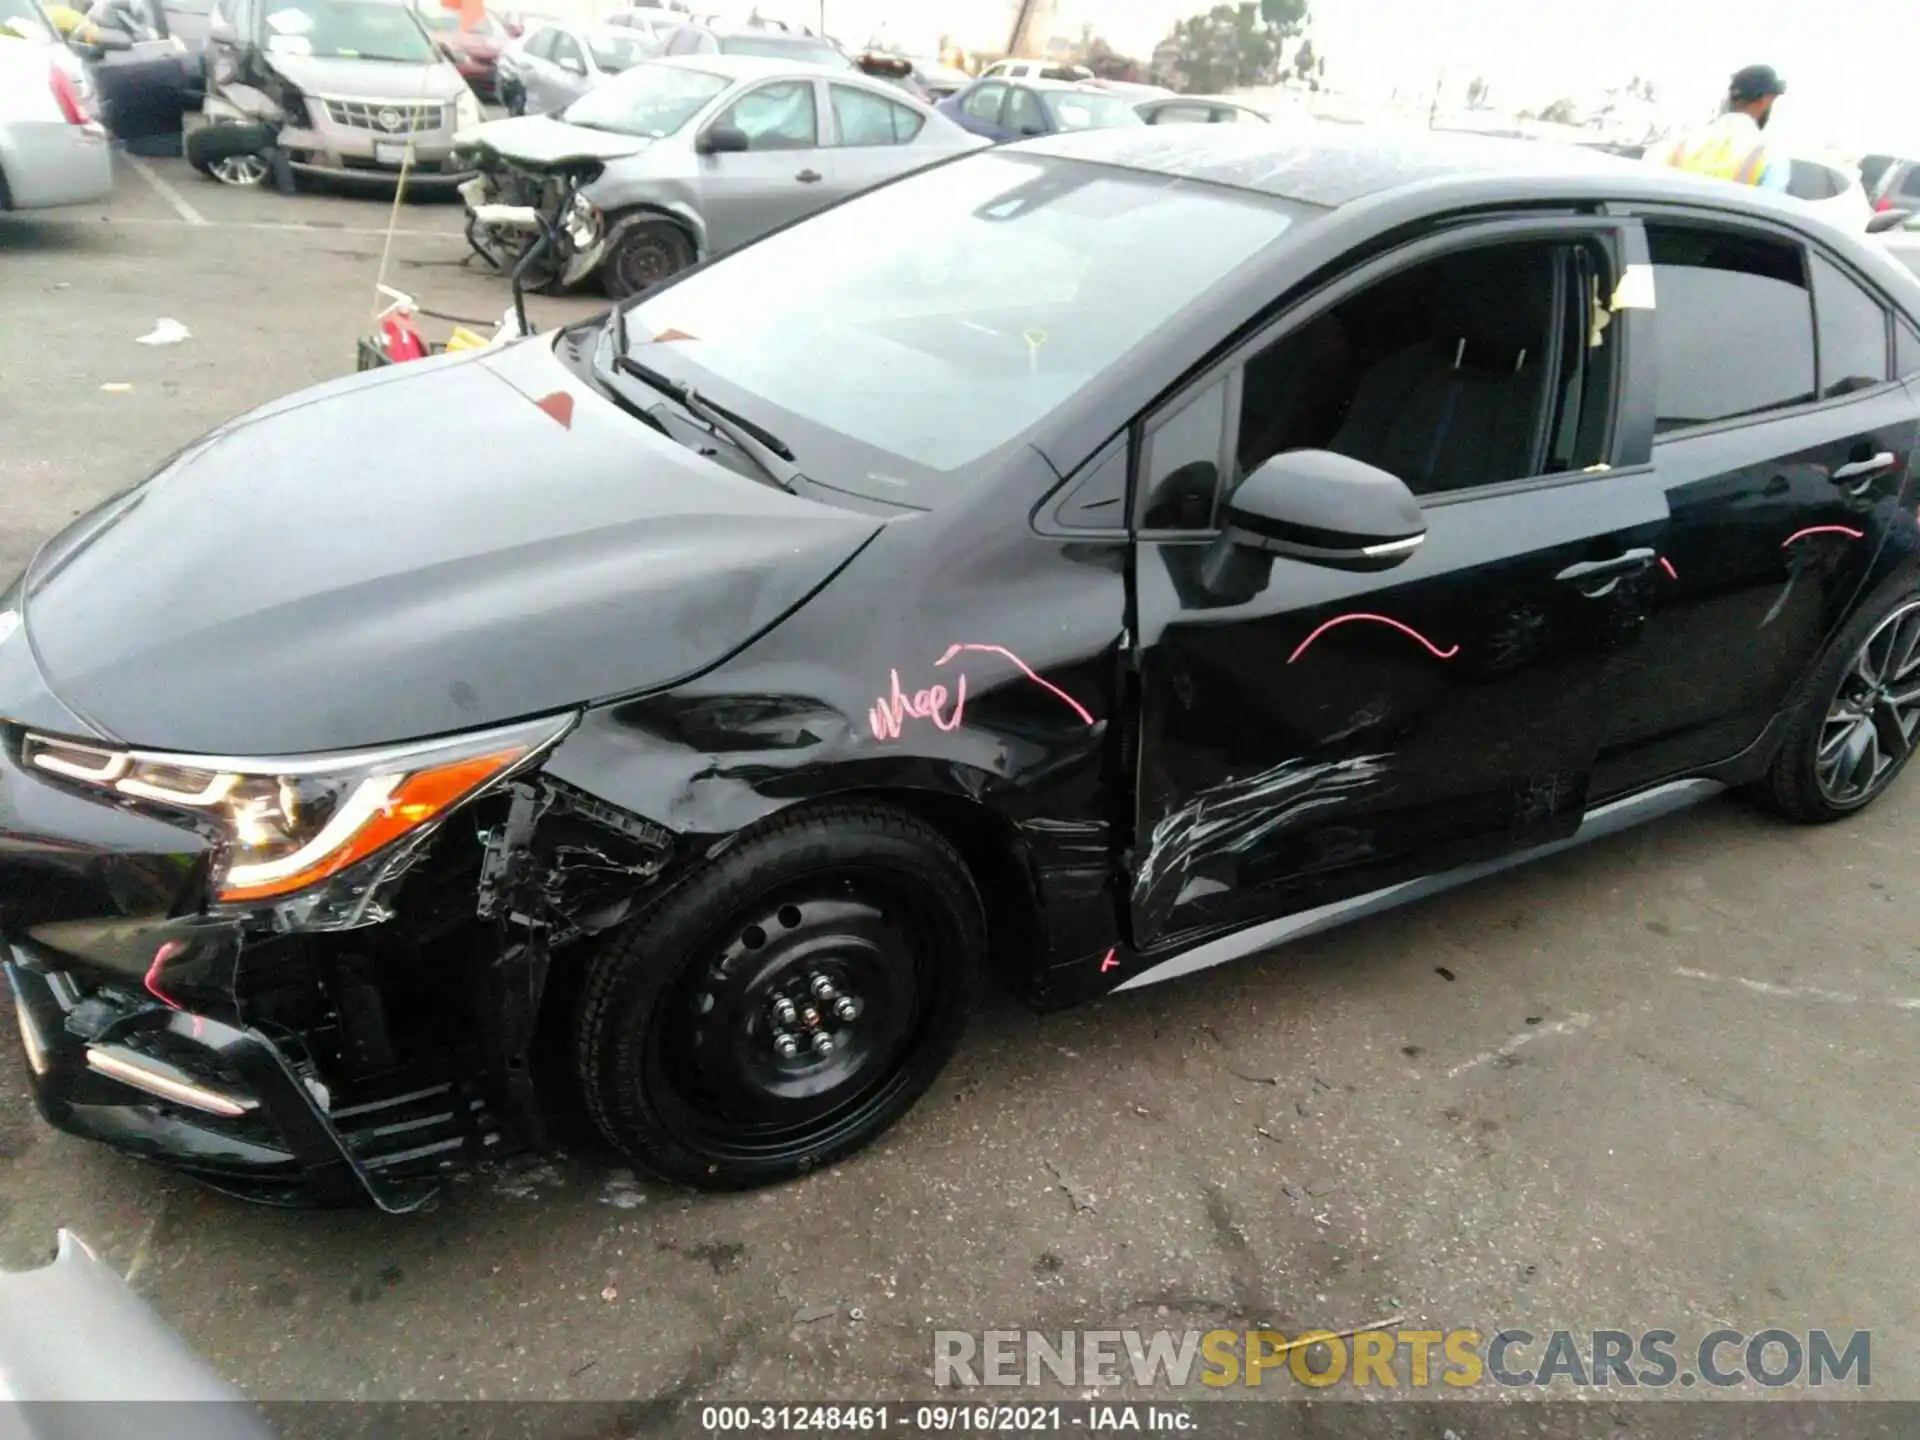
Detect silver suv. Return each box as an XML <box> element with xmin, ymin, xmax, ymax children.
<box><xmin>193</xmin><ymin>0</ymin><xmax>480</xmax><ymax>188</ymax></box>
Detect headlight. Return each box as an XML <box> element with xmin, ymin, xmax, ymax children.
<box><xmin>21</xmin><ymin>713</ymin><xmax>572</xmax><ymax>904</ymax></box>
<box><xmin>565</xmin><ymin>191</ymin><xmax>602</xmax><ymax>248</ymax></box>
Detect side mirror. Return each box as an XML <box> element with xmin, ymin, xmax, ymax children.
<box><xmin>1215</xmin><ymin>450</ymin><xmax>1426</xmax><ymax>572</ymax></box>
<box><xmin>1866</xmin><ymin>208</ymin><xmax>1913</xmax><ymax>234</ymax></box>
<box><xmin>696</xmin><ymin>122</ymin><xmax>749</xmax><ymax>154</ymax></box>
<box><xmin>558</xmin><ymin>54</ymin><xmax>585</xmax><ymax>75</ymax></box>
<box><xmin>1019</xmin><ymin>121</ymin><xmax>1045</xmax><ymax>136</ymax></box>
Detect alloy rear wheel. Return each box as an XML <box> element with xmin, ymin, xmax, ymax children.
<box><xmin>1759</xmin><ymin>582</ymin><xmax>1920</xmax><ymax>822</ymax></box>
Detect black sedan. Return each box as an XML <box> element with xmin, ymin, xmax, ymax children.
<box><xmin>6</xmin><ymin>125</ymin><xmax>1920</xmax><ymax>1211</ymax></box>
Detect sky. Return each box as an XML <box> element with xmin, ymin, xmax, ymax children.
<box><xmin>709</xmin><ymin>0</ymin><xmax>1916</xmax><ymax>154</ymax></box>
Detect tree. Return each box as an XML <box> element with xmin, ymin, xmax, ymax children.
<box><xmin>1538</xmin><ymin>97</ymin><xmax>1579</xmax><ymax>125</ymax></box>
<box><xmin>1153</xmin><ymin>2</ymin><xmax>1296</xmax><ymax>93</ymax></box>
<box><xmin>1292</xmin><ymin>37</ymin><xmax>1314</xmax><ymax>81</ymax></box>
<box><xmin>1465</xmin><ymin>75</ymin><xmax>1488</xmax><ymax>107</ymax></box>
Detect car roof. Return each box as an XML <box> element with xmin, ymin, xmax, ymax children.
<box><xmin>644</xmin><ymin>50</ymin><xmax>872</xmax><ymax>83</ymax></box>
<box><xmin>1015</xmin><ymin>77</ymin><xmax>1120</xmax><ymax>94</ymax></box>
<box><xmin>1016</xmin><ymin>121</ymin><xmax>1788</xmax><ymax>211</ymax></box>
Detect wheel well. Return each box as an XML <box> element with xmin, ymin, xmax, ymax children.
<box><xmin>831</xmin><ymin>788</ymin><xmax>1048</xmax><ymax>994</ymax></box>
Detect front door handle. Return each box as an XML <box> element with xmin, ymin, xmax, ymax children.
<box><xmin>795</xmin><ymin>168</ymin><xmax>823</xmax><ymax>183</ymax></box>
<box><xmin>1556</xmin><ymin>547</ymin><xmax>1656</xmax><ymax>598</ymax></box>
<box><xmin>1832</xmin><ymin>451</ymin><xmax>1896</xmax><ymax>495</ymax></box>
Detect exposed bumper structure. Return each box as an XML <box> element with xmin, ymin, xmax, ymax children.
<box><xmin>7</xmin><ymin>947</ymin><xmax>497</xmax><ymax>1212</ymax></box>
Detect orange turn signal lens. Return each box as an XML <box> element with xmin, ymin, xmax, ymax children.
<box><xmin>216</xmin><ymin>748</ymin><xmax>525</xmax><ymax>903</ymax></box>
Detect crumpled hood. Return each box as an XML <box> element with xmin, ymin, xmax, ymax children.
<box><xmin>265</xmin><ymin>51</ymin><xmax>469</xmax><ymax>103</ymax></box>
<box><xmin>16</xmin><ymin>339</ymin><xmax>880</xmax><ymax>756</ymax></box>
<box><xmin>457</xmin><ymin>113</ymin><xmax>655</xmax><ymax>166</ymax></box>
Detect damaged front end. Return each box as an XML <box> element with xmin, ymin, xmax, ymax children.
<box><xmin>1</xmin><ymin>713</ymin><xmax>677</xmax><ymax>1212</ymax></box>
<box><xmin>454</xmin><ymin>146</ymin><xmax>603</xmax><ymax>285</ymax></box>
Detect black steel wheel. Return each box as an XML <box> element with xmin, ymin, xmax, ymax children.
<box><xmin>1760</xmin><ymin>582</ymin><xmax>1920</xmax><ymax>821</ymax></box>
<box><xmin>574</xmin><ymin>803</ymin><xmax>982</xmax><ymax>1189</ymax></box>
<box><xmin>601</xmin><ymin>217</ymin><xmax>694</xmax><ymax>300</ymax></box>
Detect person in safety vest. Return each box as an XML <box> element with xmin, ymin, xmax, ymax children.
<box><xmin>1648</xmin><ymin>65</ymin><xmax>1789</xmax><ymax>191</ymax></box>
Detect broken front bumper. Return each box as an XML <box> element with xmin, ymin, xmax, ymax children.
<box><xmin>8</xmin><ymin>943</ymin><xmax>498</xmax><ymax>1213</ymax></box>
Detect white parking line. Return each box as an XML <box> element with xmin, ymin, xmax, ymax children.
<box><xmin>1673</xmin><ymin>967</ymin><xmax>1920</xmax><ymax>1013</ymax></box>
<box><xmin>108</xmin><ymin>216</ymin><xmax>458</xmax><ymax>240</ymax></box>
<box><xmin>120</xmin><ymin>152</ymin><xmax>206</xmax><ymax>226</ymax></box>
<box><xmin>1444</xmin><ymin>1012</ymin><xmax>1596</xmax><ymax>1079</ymax></box>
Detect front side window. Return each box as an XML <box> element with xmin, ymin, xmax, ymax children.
<box><xmin>829</xmin><ymin>83</ymin><xmax>923</xmax><ymax>145</ymax></box>
<box><xmin>1146</xmin><ymin>103</ymin><xmax>1212</xmax><ymax>125</ymax></box>
<box><xmin>549</xmin><ymin>31</ymin><xmax>583</xmax><ymax>69</ymax></box>
<box><xmin>561</xmin><ymin>60</ymin><xmax>729</xmax><ymax>136</ymax></box>
<box><xmin>1229</xmin><ymin>235</ymin><xmax>1616</xmax><ymax>499</ymax></box>
<box><xmin>1647</xmin><ymin>225</ymin><xmax>1813</xmax><ymax>432</ymax></box>
<box><xmin>714</xmin><ymin>79</ymin><xmax>818</xmax><ymax>149</ymax></box>
<box><xmin>1810</xmin><ymin>254</ymin><xmax>1889</xmax><ymax>397</ymax></box>
<box><xmin>523</xmin><ymin>24</ymin><xmax>553</xmax><ymax>58</ymax></box>
<box><xmin>625</xmin><ymin>153</ymin><xmax>1302</xmax><ymax>482</ymax></box>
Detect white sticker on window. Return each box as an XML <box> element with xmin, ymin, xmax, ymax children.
<box><xmin>1610</xmin><ymin>262</ymin><xmax>1656</xmax><ymax>311</ymax></box>
<box><xmin>265</xmin><ymin>7</ymin><xmax>313</xmax><ymax>32</ymax></box>
<box><xmin>1056</xmin><ymin>104</ymin><xmax>1091</xmax><ymax>128</ymax></box>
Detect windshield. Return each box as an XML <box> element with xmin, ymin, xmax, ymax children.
<box><xmin>585</xmin><ymin>27</ymin><xmax>650</xmax><ymax>70</ymax></box>
<box><xmin>627</xmin><ymin>152</ymin><xmax>1300</xmax><ymax>476</ymax></box>
<box><xmin>263</xmin><ymin>0</ymin><xmax>438</xmax><ymax>62</ymax></box>
<box><xmin>1041</xmin><ymin>89</ymin><xmax>1142</xmax><ymax>131</ymax></box>
<box><xmin>720</xmin><ymin>33</ymin><xmax>850</xmax><ymax>68</ymax></box>
<box><xmin>562</xmin><ymin>58</ymin><xmax>727</xmax><ymax>134</ymax></box>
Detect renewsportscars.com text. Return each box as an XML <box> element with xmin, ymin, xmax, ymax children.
<box><xmin>933</xmin><ymin>1328</ymin><xmax>1870</xmax><ymax>1390</ymax></box>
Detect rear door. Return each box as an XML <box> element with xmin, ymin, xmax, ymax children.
<box><xmin>1590</xmin><ymin>216</ymin><xmax>1920</xmax><ymax>797</ymax></box>
<box><xmin>694</xmin><ymin>76</ymin><xmax>833</xmax><ymax>255</ymax></box>
<box><xmin>1128</xmin><ymin>218</ymin><xmax>1670</xmax><ymax>950</ymax></box>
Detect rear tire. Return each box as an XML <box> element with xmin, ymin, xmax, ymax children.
<box><xmin>574</xmin><ymin>803</ymin><xmax>982</xmax><ymax>1190</ymax></box>
<box><xmin>600</xmin><ymin>217</ymin><xmax>695</xmax><ymax>299</ymax></box>
<box><xmin>1756</xmin><ymin>577</ymin><xmax>1920</xmax><ymax>823</ymax></box>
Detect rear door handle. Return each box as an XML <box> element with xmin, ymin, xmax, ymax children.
<box><xmin>1556</xmin><ymin>547</ymin><xmax>1656</xmax><ymax>598</ymax></box>
<box><xmin>795</xmin><ymin>168</ymin><xmax>823</xmax><ymax>183</ymax></box>
<box><xmin>1832</xmin><ymin>451</ymin><xmax>1896</xmax><ymax>494</ymax></box>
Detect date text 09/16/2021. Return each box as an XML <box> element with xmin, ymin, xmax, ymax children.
<box><xmin>699</xmin><ymin>1405</ymin><xmax>1192</xmax><ymax>1433</ymax></box>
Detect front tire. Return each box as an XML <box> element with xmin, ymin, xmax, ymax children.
<box><xmin>574</xmin><ymin>803</ymin><xmax>982</xmax><ymax>1190</ymax></box>
<box><xmin>1757</xmin><ymin>579</ymin><xmax>1920</xmax><ymax>822</ymax></box>
<box><xmin>600</xmin><ymin>216</ymin><xmax>695</xmax><ymax>299</ymax></box>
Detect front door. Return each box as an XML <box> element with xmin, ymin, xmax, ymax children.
<box><xmin>1592</xmin><ymin>220</ymin><xmax>1920</xmax><ymax>796</ymax></box>
<box><xmin>1128</xmin><ymin>222</ymin><xmax>1670</xmax><ymax>951</ymax></box>
<box><xmin>696</xmin><ymin>78</ymin><xmax>833</xmax><ymax>256</ymax></box>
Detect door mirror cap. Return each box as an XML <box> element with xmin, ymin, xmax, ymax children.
<box><xmin>697</xmin><ymin>122</ymin><xmax>750</xmax><ymax>154</ymax></box>
<box><xmin>1866</xmin><ymin>207</ymin><xmax>1913</xmax><ymax>233</ymax></box>
<box><xmin>1222</xmin><ymin>449</ymin><xmax>1426</xmax><ymax>572</ymax></box>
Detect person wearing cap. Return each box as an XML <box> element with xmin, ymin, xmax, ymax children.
<box><xmin>1648</xmin><ymin>65</ymin><xmax>1789</xmax><ymax>190</ymax></box>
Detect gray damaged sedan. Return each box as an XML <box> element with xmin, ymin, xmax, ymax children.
<box><xmin>453</xmin><ymin>52</ymin><xmax>986</xmax><ymax>298</ymax></box>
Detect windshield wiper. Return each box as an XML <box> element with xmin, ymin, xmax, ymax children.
<box><xmin>614</xmin><ymin>354</ymin><xmax>801</xmax><ymax>493</ymax></box>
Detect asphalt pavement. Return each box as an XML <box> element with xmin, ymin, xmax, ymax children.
<box><xmin>1</xmin><ymin>149</ymin><xmax>1917</xmax><ymax>1409</ymax></box>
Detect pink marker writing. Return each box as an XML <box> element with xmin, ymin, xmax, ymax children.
<box><xmin>868</xmin><ymin>668</ymin><xmax>967</xmax><ymax>741</ymax></box>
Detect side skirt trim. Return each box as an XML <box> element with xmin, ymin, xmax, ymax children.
<box><xmin>1111</xmin><ymin>777</ymin><xmax>1724</xmax><ymax>994</ymax></box>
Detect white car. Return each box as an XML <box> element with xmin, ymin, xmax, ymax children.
<box><xmin>980</xmin><ymin>58</ymin><xmax>1091</xmax><ymax>83</ymax></box>
<box><xmin>1784</xmin><ymin>154</ymin><xmax>1873</xmax><ymax>232</ymax></box>
<box><xmin>0</xmin><ymin>0</ymin><xmax>113</xmax><ymax>210</ymax></box>
<box><xmin>499</xmin><ymin>21</ymin><xmax>657</xmax><ymax>115</ymax></box>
